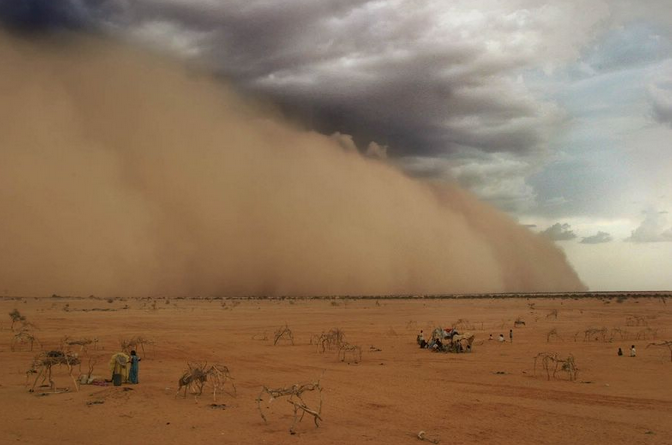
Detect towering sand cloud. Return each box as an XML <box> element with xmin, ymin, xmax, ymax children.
<box><xmin>0</xmin><ymin>32</ymin><xmax>586</xmax><ymax>297</ymax></box>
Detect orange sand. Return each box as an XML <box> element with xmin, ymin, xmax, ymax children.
<box><xmin>1</xmin><ymin>295</ymin><xmax>671</xmax><ymax>444</ymax></box>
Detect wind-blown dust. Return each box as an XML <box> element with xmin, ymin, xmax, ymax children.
<box><xmin>0</xmin><ymin>32</ymin><xmax>586</xmax><ymax>297</ymax></box>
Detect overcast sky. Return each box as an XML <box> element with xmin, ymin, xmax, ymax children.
<box><xmin>2</xmin><ymin>0</ymin><xmax>671</xmax><ymax>290</ymax></box>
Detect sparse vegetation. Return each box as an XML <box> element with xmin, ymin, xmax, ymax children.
<box><xmin>273</xmin><ymin>324</ymin><xmax>294</xmax><ymax>345</ymax></box>
<box><xmin>120</xmin><ymin>336</ymin><xmax>154</xmax><ymax>357</ymax></box>
<box><xmin>546</xmin><ymin>328</ymin><xmax>563</xmax><ymax>343</ymax></box>
<box><xmin>256</xmin><ymin>377</ymin><xmax>323</xmax><ymax>434</ymax></box>
<box><xmin>176</xmin><ymin>362</ymin><xmax>236</xmax><ymax>401</ymax></box>
<box><xmin>338</xmin><ymin>342</ymin><xmax>362</xmax><ymax>363</ymax></box>
<box><xmin>647</xmin><ymin>341</ymin><xmax>672</xmax><ymax>362</ymax></box>
<box><xmin>533</xmin><ymin>352</ymin><xmax>578</xmax><ymax>381</ymax></box>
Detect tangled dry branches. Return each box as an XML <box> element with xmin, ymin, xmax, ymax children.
<box><xmin>546</xmin><ymin>309</ymin><xmax>558</xmax><ymax>320</ymax></box>
<box><xmin>647</xmin><ymin>341</ymin><xmax>672</xmax><ymax>362</ymax></box>
<box><xmin>533</xmin><ymin>352</ymin><xmax>578</xmax><ymax>381</ymax></box>
<box><xmin>176</xmin><ymin>362</ymin><xmax>236</xmax><ymax>401</ymax></box>
<box><xmin>338</xmin><ymin>342</ymin><xmax>362</xmax><ymax>363</ymax></box>
<box><xmin>27</xmin><ymin>350</ymin><xmax>81</xmax><ymax>392</ymax></box>
<box><xmin>120</xmin><ymin>336</ymin><xmax>154</xmax><ymax>357</ymax></box>
<box><xmin>546</xmin><ymin>329</ymin><xmax>563</xmax><ymax>343</ymax></box>
<box><xmin>273</xmin><ymin>324</ymin><xmax>294</xmax><ymax>345</ymax></box>
<box><xmin>256</xmin><ymin>377</ymin><xmax>323</xmax><ymax>434</ymax></box>
<box><xmin>315</xmin><ymin>328</ymin><xmax>346</xmax><ymax>352</ymax></box>
<box><xmin>452</xmin><ymin>319</ymin><xmax>475</xmax><ymax>330</ymax></box>
<box><xmin>12</xmin><ymin>328</ymin><xmax>40</xmax><ymax>352</ymax></box>
<box><xmin>62</xmin><ymin>336</ymin><xmax>99</xmax><ymax>353</ymax></box>
<box><xmin>635</xmin><ymin>327</ymin><xmax>657</xmax><ymax>340</ymax></box>
<box><xmin>583</xmin><ymin>327</ymin><xmax>608</xmax><ymax>342</ymax></box>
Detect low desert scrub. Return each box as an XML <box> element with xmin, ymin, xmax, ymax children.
<box><xmin>120</xmin><ymin>336</ymin><xmax>154</xmax><ymax>358</ymax></box>
<box><xmin>647</xmin><ymin>341</ymin><xmax>672</xmax><ymax>362</ymax></box>
<box><xmin>176</xmin><ymin>362</ymin><xmax>236</xmax><ymax>401</ymax></box>
<box><xmin>313</xmin><ymin>328</ymin><xmax>345</xmax><ymax>352</ymax></box>
<box><xmin>546</xmin><ymin>309</ymin><xmax>559</xmax><ymax>320</ymax></box>
<box><xmin>337</xmin><ymin>342</ymin><xmax>362</xmax><ymax>363</ymax></box>
<box><xmin>546</xmin><ymin>328</ymin><xmax>563</xmax><ymax>343</ymax></box>
<box><xmin>533</xmin><ymin>352</ymin><xmax>578</xmax><ymax>381</ymax></box>
<box><xmin>12</xmin><ymin>328</ymin><xmax>40</xmax><ymax>352</ymax></box>
<box><xmin>273</xmin><ymin>324</ymin><xmax>295</xmax><ymax>345</ymax></box>
<box><xmin>256</xmin><ymin>377</ymin><xmax>323</xmax><ymax>434</ymax></box>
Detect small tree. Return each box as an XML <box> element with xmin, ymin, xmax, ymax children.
<box><xmin>9</xmin><ymin>309</ymin><xmax>26</xmax><ymax>331</ymax></box>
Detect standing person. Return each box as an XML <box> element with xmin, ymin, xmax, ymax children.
<box><xmin>489</xmin><ymin>334</ymin><xmax>493</xmax><ymax>341</ymax></box>
<box><xmin>618</xmin><ymin>347</ymin><xmax>623</xmax><ymax>356</ymax></box>
<box><xmin>417</xmin><ymin>330</ymin><xmax>427</xmax><ymax>348</ymax></box>
<box><xmin>630</xmin><ymin>345</ymin><xmax>636</xmax><ymax>357</ymax></box>
<box><xmin>509</xmin><ymin>329</ymin><xmax>513</xmax><ymax>343</ymax></box>
<box><xmin>128</xmin><ymin>350</ymin><xmax>141</xmax><ymax>384</ymax></box>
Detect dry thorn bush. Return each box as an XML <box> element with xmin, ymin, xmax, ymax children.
<box><xmin>533</xmin><ymin>352</ymin><xmax>578</xmax><ymax>381</ymax></box>
<box><xmin>546</xmin><ymin>309</ymin><xmax>559</xmax><ymax>320</ymax></box>
<box><xmin>338</xmin><ymin>342</ymin><xmax>362</xmax><ymax>363</ymax></box>
<box><xmin>647</xmin><ymin>341</ymin><xmax>672</xmax><ymax>362</ymax></box>
<box><xmin>546</xmin><ymin>329</ymin><xmax>563</xmax><ymax>343</ymax></box>
<box><xmin>583</xmin><ymin>327</ymin><xmax>608</xmax><ymax>342</ymax></box>
<box><xmin>120</xmin><ymin>336</ymin><xmax>154</xmax><ymax>358</ymax></box>
<box><xmin>315</xmin><ymin>328</ymin><xmax>345</xmax><ymax>353</ymax></box>
<box><xmin>256</xmin><ymin>377</ymin><xmax>323</xmax><ymax>434</ymax></box>
<box><xmin>273</xmin><ymin>324</ymin><xmax>294</xmax><ymax>345</ymax></box>
<box><xmin>176</xmin><ymin>362</ymin><xmax>236</xmax><ymax>401</ymax></box>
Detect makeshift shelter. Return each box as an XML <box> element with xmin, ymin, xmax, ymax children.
<box><xmin>427</xmin><ymin>327</ymin><xmax>474</xmax><ymax>353</ymax></box>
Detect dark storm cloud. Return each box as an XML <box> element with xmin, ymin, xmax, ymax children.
<box><xmin>4</xmin><ymin>0</ymin><xmax>669</xmax><ymax>219</ymax></box>
<box><xmin>580</xmin><ymin>231</ymin><xmax>613</xmax><ymax>244</ymax></box>
<box><xmin>3</xmin><ymin>0</ymin><xmax>559</xmax><ymax>161</ymax></box>
<box><xmin>541</xmin><ymin>223</ymin><xmax>577</xmax><ymax>241</ymax></box>
<box><xmin>0</xmin><ymin>0</ymin><xmax>92</xmax><ymax>31</ymax></box>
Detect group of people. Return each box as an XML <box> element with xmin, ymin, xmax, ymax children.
<box><xmin>618</xmin><ymin>345</ymin><xmax>636</xmax><ymax>357</ymax></box>
<box><xmin>488</xmin><ymin>330</ymin><xmax>514</xmax><ymax>343</ymax></box>
<box><xmin>109</xmin><ymin>350</ymin><xmax>141</xmax><ymax>385</ymax></box>
<box><xmin>416</xmin><ymin>328</ymin><xmax>470</xmax><ymax>353</ymax></box>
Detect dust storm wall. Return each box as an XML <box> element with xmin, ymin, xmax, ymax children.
<box><xmin>0</xmin><ymin>32</ymin><xmax>587</xmax><ymax>297</ymax></box>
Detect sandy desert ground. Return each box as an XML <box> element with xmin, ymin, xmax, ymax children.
<box><xmin>1</xmin><ymin>294</ymin><xmax>671</xmax><ymax>445</ymax></box>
